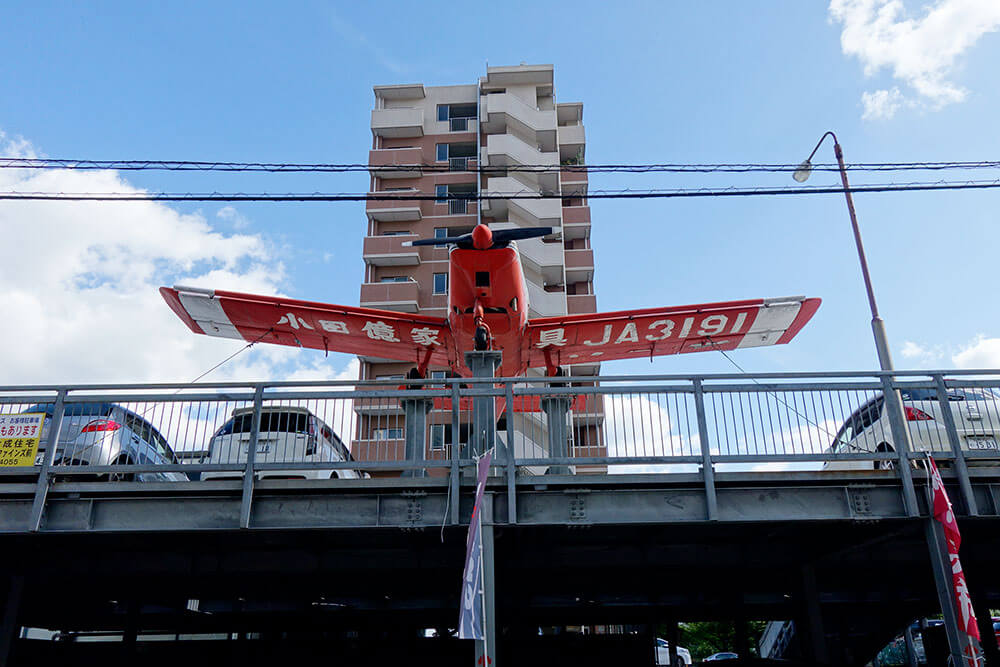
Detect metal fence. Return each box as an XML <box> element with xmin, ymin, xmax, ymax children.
<box><xmin>2</xmin><ymin>370</ymin><xmax>999</xmax><ymax>521</ymax></box>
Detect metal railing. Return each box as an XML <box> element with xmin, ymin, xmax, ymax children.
<box><xmin>2</xmin><ymin>370</ymin><xmax>999</xmax><ymax>527</ymax></box>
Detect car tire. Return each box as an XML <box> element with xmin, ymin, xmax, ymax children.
<box><xmin>108</xmin><ymin>455</ymin><xmax>135</xmax><ymax>482</ymax></box>
<box><xmin>874</xmin><ymin>443</ymin><xmax>896</xmax><ymax>471</ymax></box>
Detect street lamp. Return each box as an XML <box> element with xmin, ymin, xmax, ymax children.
<box><xmin>794</xmin><ymin>131</ymin><xmax>895</xmax><ymax>372</ymax></box>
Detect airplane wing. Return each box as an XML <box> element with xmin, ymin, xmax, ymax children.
<box><xmin>160</xmin><ymin>286</ymin><xmax>457</xmax><ymax>368</ymax></box>
<box><xmin>523</xmin><ymin>296</ymin><xmax>820</xmax><ymax>369</ymax></box>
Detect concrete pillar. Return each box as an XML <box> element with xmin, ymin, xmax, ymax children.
<box><xmin>400</xmin><ymin>398</ymin><xmax>433</xmax><ymax>478</ymax></box>
<box><xmin>541</xmin><ymin>397</ymin><xmax>572</xmax><ymax>475</ymax></box>
<box><xmin>464</xmin><ymin>351</ymin><xmax>502</xmax><ymax>459</ymax></box>
<box><xmin>474</xmin><ymin>498</ymin><xmax>497</xmax><ymax>667</ymax></box>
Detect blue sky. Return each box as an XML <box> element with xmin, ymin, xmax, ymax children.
<box><xmin>2</xmin><ymin>0</ymin><xmax>1000</xmax><ymax>384</ymax></box>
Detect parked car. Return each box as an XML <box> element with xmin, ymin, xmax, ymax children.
<box><xmin>22</xmin><ymin>402</ymin><xmax>186</xmax><ymax>482</ymax></box>
<box><xmin>825</xmin><ymin>386</ymin><xmax>1000</xmax><ymax>470</ymax></box>
<box><xmin>655</xmin><ymin>637</ymin><xmax>692</xmax><ymax>665</ymax></box>
<box><xmin>704</xmin><ymin>652</ymin><xmax>739</xmax><ymax>661</ymax></box>
<box><xmin>202</xmin><ymin>406</ymin><xmax>363</xmax><ymax>481</ymax></box>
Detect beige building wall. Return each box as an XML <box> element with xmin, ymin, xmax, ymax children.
<box><xmin>360</xmin><ymin>64</ymin><xmax>604</xmax><ymax>471</ymax></box>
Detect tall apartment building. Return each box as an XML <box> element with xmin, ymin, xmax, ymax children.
<box><xmin>356</xmin><ymin>64</ymin><xmax>602</xmax><ymax>466</ymax></box>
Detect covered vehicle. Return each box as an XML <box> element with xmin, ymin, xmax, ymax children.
<box><xmin>202</xmin><ymin>406</ymin><xmax>363</xmax><ymax>481</ymax></box>
<box><xmin>826</xmin><ymin>386</ymin><xmax>1000</xmax><ymax>470</ymax></box>
<box><xmin>22</xmin><ymin>403</ymin><xmax>186</xmax><ymax>482</ymax></box>
<box><xmin>655</xmin><ymin>637</ymin><xmax>692</xmax><ymax>665</ymax></box>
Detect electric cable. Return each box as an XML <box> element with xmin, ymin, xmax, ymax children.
<box><xmin>3</xmin><ymin>157</ymin><xmax>1000</xmax><ymax>174</ymax></box>
<box><xmin>3</xmin><ymin>178</ymin><xmax>1000</xmax><ymax>202</ymax></box>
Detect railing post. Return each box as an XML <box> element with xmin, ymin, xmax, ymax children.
<box><xmin>933</xmin><ymin>375</ymin><xmax>978</xmax><ymax>515</ymax></box>
<box><xmin>239</xmin><ymin>385</ymin><xmax>264</xmax><ymax>529</ymax></box>
<box><xmin>28</xmin><ymin>390</ymin><xmax>67</xmax><ymax>533</ymax></box>
<box><xmin>541</xmin><ymin>396</ymin><xmax>572</xmax><ymax>475</ymax></box>
<box><xmin>879</xmin><ymin>374</ymin><xmax>920</xmax><ymax>516</ymax></box>
<box><xmin>449</xmin><ymin>380</ymin><xmax>461</xmax><ymax>525</ymax></box>
<box><xmin>504</xmin><ymin>381</ymin><xmax>517</xmax><ymax>524</ymax></box>
<box><xmin>400</xmin><ymin>397</ymin><xmax>432</xmax><ymax>478</ymax></box>
<box><xmin>693</xmin><ymin>380</ymin><xmax>718</xmax><ymax>521</ymax></box>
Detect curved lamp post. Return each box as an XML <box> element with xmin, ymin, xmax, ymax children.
<box><xmin>794</xmin><ymin>131</ymin><xmax>894</xmax><ymax>372</ymax></box>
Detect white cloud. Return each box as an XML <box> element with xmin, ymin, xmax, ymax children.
<box><xmin>0</xmin><ymin>131</ymin><xmax>353</xmax><ymax>385</ymax></box>
<box><xmin>829</xmin><ymin>0</ymin><xmax>1000</xmax><ymax>116</ymax></box>
<box><xmin>216</xmin><ymin>205</ymin><xmax>251</xmax><ymax>229</ymax></box>
<box><xmin>952</xmin><ymin>335</ymin><xmax>1000</xmax><ymax>368</ymax></box>
<box><xmin>861</xmin><ymin>87</ymin><xmax>907</xmax><ymax>119</ymax></box>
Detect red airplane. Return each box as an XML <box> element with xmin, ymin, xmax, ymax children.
<box><xmin>160</xmin><ymin>224</ymin><xmax>820</xmax><ymax>379</ymax></box>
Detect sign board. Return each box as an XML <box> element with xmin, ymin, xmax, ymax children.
<box><xmin>0</xmin><ymin>413</ymin><xmax>44</xmax><ymax>467</ymax></box>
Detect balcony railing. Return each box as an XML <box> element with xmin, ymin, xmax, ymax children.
<box><xmin>362</xmin><ymin>234</ymin><xmax>420</xmax><ymax>267</ymax></box>
<box><xmin>369</xmin><ymin>148</ymin><xmax>423</xmax><ymax>180</ymax></box>
<box><xmin>366</xmin><ymin>192</ymin><xmax>423</xmax><ymax>222</ymax></box>
<box><xmin>567</xmin><ymin>294</ymin><xmax>597</xmax><ymax>314</ymax></box>
<box><xmin>359</xmin><ymin>280</ymin><xmax>420</xmax><ymax>312</ymax></box>
<box><xmin>371</xmin><ymin>107</ymin><xmax>424</xmax><ymax>138</ymax></box>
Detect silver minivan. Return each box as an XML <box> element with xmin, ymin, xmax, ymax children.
<box><xmin>202</xmin><ymin>406</ymin><xmax>362</xmax><ymax>480</ymax></box>
<box><xmin>23</xmin><ymin>403</ymin><xmax>186</xmax><ymax>482</ymax></box>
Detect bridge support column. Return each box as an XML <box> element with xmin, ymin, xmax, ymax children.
<box><xmin>465</xmin><ymin>351</ymin><xmax>502</xmax><ymax>460</ymax></box>
<box><xmin>0</xmin><ymin>576</ymin><xmax>23</xmax><ymax>667</ymax></box>
<box><xmin>797</xmin><ymin>565</ymin><xmax>830</xmax><ymax>666</ymax></box>
<box><xmin>974</xmin><ymin>590</ymin><xmax>1000</xmax><ymax>664</ymax></box>
<box><xmin>666</xmin><ymin>619</ymin><xmax>680</xmax><ymax>667</ymax></box>
<box><xmin>541</xmin><ymin>397</ymin><xmax>572</xmax><ymax>475</ymax></box>
<box><xmin>401</xmin><ymin>398</ymin><xmax>432</xmax><ymax>478</ymax></box>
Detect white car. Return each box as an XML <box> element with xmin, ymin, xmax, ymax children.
<box><xmin>655</xmin><ymin>638</ymin><xmax>692</xmax><ymax>666</ymax></box>
<box><xmin>202</xmin><ymin>406</ymin><xmax>363</xmax><ymax>481</ymax></box>
<box><xmin>826</xmin><ymin>386</ymin><xmax>1000</xmax><ymax>470</ymax></box>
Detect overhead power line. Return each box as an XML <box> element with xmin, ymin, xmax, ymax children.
<box><xmin>2</xmin><ymin>157</ymin><xmax>1000</xmax><ymax>175</ymax></box>
<box><xmin>3</xmin><ymin>179</ymin><xmax>1000</xmax><ymax>202</ymax></box>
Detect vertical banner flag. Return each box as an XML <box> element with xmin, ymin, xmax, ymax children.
<box><xmin>459</xmin><ymin>451</ymin><xmax>493</xmax><ymax>640</ymax></box>
<box><xmin>928</xmin><ymin>457</ymin><xmax>981</xmax><ymax>664</ymax></box>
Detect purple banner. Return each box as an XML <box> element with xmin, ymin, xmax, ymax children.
<box><xmin>458</xmin><ymin>451</ymin><xmax>492</xmax><ymax>640</ymax></box>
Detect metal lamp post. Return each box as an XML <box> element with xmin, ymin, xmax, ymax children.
<box><xmin>794</xmin><ymin>131</ymin><xmax>894</xmax><ymax>371</ymax></box>
<box><xmin>796</xmin><ymin>132</ymin><xmax>973</xmax><ymax>665</ymax></box>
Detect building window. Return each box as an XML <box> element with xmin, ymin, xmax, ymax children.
<box><xmin>433</xmin><ymin>273</ymin><xmax>448</xmax><ymax>294</ymax></box>
<box><xmin>372</xmin><ymin>428</ymin><xmax>404</xmax><ymax>441</ymax></box>
<box><xmin>436</xmin><ymin>184</ymin><xmax>448</xmax><ymax>203</ymax></box>
<box><xmin>434</xmin><ymin>227</ymin><xmax>449</xmax><ymax>248</ymax></box>
<box><xmin>436</xmin><ymin>143</ymin><xmax>448</xmax><ymax>162</ymax></box>
<box><xmin>429</xmin><ymin>424</ymin><xmax>447</xmax><ymax>451</ymax></box>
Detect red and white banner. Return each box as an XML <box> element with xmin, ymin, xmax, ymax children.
<box><xmin>928</xmin><ymin>457</ymin><xmax>981</xmax><ymax>664</ymax></box>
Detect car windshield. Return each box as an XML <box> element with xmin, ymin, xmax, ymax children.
<box><xmin>228</xmin><ymin>411</ymin><xmax>309</xmax><ymax>435</ymax></box>
<box><xmin>901</xmin><ymin>387</ymin><xmax>1000</xmax><ymax>401</ymax></box>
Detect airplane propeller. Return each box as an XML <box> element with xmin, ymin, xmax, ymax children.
<box><xmin>404</xmin><ymin>224</ymin><xmax>553</xmax><ymax>250</ymax></box>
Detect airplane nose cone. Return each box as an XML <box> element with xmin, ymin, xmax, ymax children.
<box><xmin>472</xmin><ymin>224</ymin><xmax>493</xmax><ymax>250</ymax></box>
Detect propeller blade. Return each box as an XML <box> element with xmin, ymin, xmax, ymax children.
<box><xmin>405</xmin><ymin>235</ymin><xmax>471</xmax><ymax>247</ymax></box>
<box><xmin>491</xmin><ymin>227</ymin><xmax>554</xmax><ymax>243</ymax></box>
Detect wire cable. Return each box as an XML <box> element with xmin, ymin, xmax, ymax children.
<box><xmin>3</xmin><ymin>178</ymin><xmax>1000</xmax><ymax>201</ymax></box>
<box><xmin>3</xmin><ymin>157</ymin><xmax>1000</xmax><ymax>174</ymax></box>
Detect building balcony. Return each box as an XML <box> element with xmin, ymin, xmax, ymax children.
<box><xmin>362</xmin><ymin>234</ymin><xmax>420</xmax><ymax>267</ymax></box>
<box><xmin>480</xmin><ymin>93</ymin><xmax>557</xmax><ymax>152</ymax></box>
<box><xmin>564</xmin><ymin>248</ymin><xmax>594</xmax><ymax>283</ymax></box>
<box><xmin>359</xmin><ymin>281</ymin><xmax>420</xmax><ymax>313</ymax></box>
<box><xmin>562</xmin><ymin>205</ymin><xmax>591</xmax><ymax>240</ymax></box>
<box><xmin>567</xmin><ymin>294</ymin><xmax>597</xmax><ymax>314</ymax></box>
<box><xmin>526</xmin><ymin>280</ymin><xmax>566</xmax><ymax>318</ymax></box>
<box><xmin>558</xmin><ymin>124</ymin><xmax>585</xmax><ymax>163</ymax></box>
<box><xmin>482</xmin><ymin>134</ymin><xmax>559</xmax><ymax>193</ymax></box>
<box><xmin>482</xmin><ymin>176</ymin><xmax>561</xmax><ymax>226</ymax></box>
<box><xmin>368</xmin><ymin>147</ymin><xmax>423</xmax><ymax>180</ymax></box>
<box><xmin>371</xmin><ymin>107</ymin><xmax>424</xmax><ymax>138</ymax></box>
<box><xmin>366</xmin><ymin>191</ymin><xmax>423</xmax><ymax>222</ymax></box>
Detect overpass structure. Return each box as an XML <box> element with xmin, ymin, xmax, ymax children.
<box><xmin>2</xmin><ymin>362</ymin><xmax>1000</xmax><ymax>666</ymax></box>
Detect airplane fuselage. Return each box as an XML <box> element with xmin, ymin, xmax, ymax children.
<box><xmin>447</xmin><ymin>243</ymin><xmax>530</xmax><ymax>375</ymax></box>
